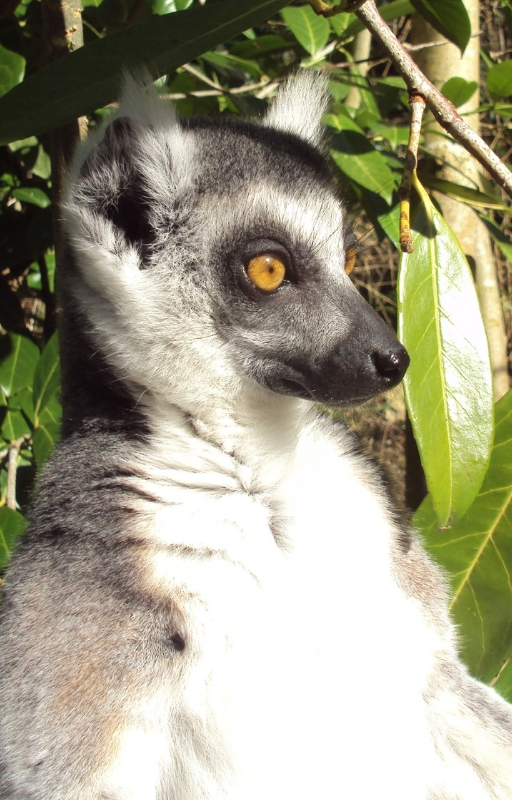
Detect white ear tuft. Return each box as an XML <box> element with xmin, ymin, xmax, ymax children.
<box><xmin>263</xmin><ymin>71</ymin><xmax>330</xmax><ymax>146</ymax></box>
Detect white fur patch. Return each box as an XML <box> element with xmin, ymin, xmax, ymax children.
<box><xmin>264</xmin><ymin>70</ymin><xmax>331</xmax><ymax>146</ymax></box>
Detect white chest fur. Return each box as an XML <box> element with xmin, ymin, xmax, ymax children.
<box><xmin>112</xmin><ymin>417</ymin><xmax>454</xmax><ymax>800</ymax></box>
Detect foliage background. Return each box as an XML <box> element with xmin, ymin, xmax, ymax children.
<box><xmin>0</xmin><ymin>0</ymin><xmax>511</xmax><ymax>692</ymax></box>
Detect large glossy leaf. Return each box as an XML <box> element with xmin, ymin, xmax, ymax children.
<box><xmin>33</xmin><ymin>333</ymin><xmax>60</xmax><ymax>425</ymax></box>
<box><xmin>0</xmin><ymin>506</ymin><xmax>26</xmax><ymax>570</ymax></box>
<box><xmin>281</xmin><ymin>5</ymin><xmax>330</xmax><ymax>56</ymax></box>
<box><xmin>0</xmin><ymin>334</ymin><xmax>39</xmax><ymax>397</ymax></box>
<box><xmin>410</xmin><ymin>0</ymin><xmax>471</xmax><ymax>54</ymax></box>
<box><xmin>0</xmin><ymin>0</ymin><xmax>288</xmax><ymax>145</ymax></box>
<box><xmin>414</xmin><ymin>389</ymin><xmax>512</xmax><ymax>688</ymax></box>
<box><xmin>398</xmin><ymin>178</ymin><xmax>494</xmax><ymax>528</ymax></box>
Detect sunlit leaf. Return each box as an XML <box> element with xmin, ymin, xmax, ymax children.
<box><xmin>0</xmin><ymin>334</ymin><xmax>39</xmax><ymax>396</ymax></box>
<box><xmin>33</xmin><ymin>333</ymin><xmax>60</xmax><ymax>425</ymax></box>
<box><xmin>494</xmin><ymin>657</ymin><xmax>512</xmax><ymax>703</ymax></box>
<box><xmin>441</xmin><ymin>76</ymin><xmax>477</xmax><ymax>107</ymax></box>
<box><xmin>32</xmin><ymin>421</ymin><xmax>60</xmax><ymax>468</ymax></box>
<box><xmin>0</xmin><ymin>506</ymin><xmax>26</xmax><ymax>569</ymax></box>
<box><xmin>398</xmin><ymin>176</ymin><xmax>494</xmax><ymax>528</ymax></box>
<box><xmin>414</xmin><ymin>389</ymin><xmax>512</xmax><ymax>688</ymax></box>
<box><xmin>418</xmin><ymin>174</ymin><xmax>510</xmax><ymax>211</ymax></box>
<box><xmin>487</xmin><ymin>60</ymin><xmax>512</xmax><ymax>100</ymax></box>
<box><xmin>38</xmin><ymin>393</ymin><xmax>61</xmax><ymax>426</ymax></box>
<box><xmin>11</xmin><ymin>187</ymin><xmax>51</xmax><ymax>208</ymax></box>
<box><xmin>1</xmin><ymin>408</ymin><xmax>30</xmax><ymax>442</ymax></box>
<box><xmin>326</xmin><ymin>113</ymin><xmax>396</xmax><ymax>202</ymax></box>
<box><xmin>281</xmin><ymin>5</ymin><xmax>330</xmax><ymax>56</ymax></box>
<box><xmin>0</xmin><ymin>44</ymin><xmax>25</xmax><ymax>98</ymax></box>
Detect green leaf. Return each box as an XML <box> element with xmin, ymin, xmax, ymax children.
<box><xmin>357</xmin><ymin>111</ymin><xmax>410</xmax><ymax>147</ymax></box>
<box><xmin>398</xmin><ymin>179</ymin><xmax>494</xmax><ymax>528</ymax></box>
<box><xmin>32</xmin><ymin>421</ymin><xmax>60</xmax><ymax>468</ymax></box>
<box><xmin>33</xmin><ymin>333</ymin><xmax>60</xmax><ymax>425</ymax></box>
<box><xmin>494</xmin><ymin>657</ymin><xmax>512</xmax><ymax>702</ymax></box>
<box><xmin>15</xmin><ymin>385</ymin><xmax>34</xmax><ymax>425</ymax></box>
<box><xmin>480</xmin><ymin>215</ymin><xmax>512</xmax><ymax>264</ymax></box>
<box><xmin>11</xmin><ymin>187</ymin><xmax>51</xmax><ymax>208</ymax></box>
<box><xmin>1</xmin><ymin>408</ymin><xmax>30</xmax><ymax>442</ymax></box>
<box><xmin>441</xmin><ymin>76</ymin><xmax>477</xmax><ymax>107</ymax></box>
<box><xmin>0</xmin><ymin>505</ymin><xmax>26</xmax><ymax>569</ymax></box>
<box><xmin>0</xmin><ymin>334</ymin><xmax>39</xmax><ymax>396</ymax></box>
<box><xmin>487</xmin><ymin>60</ymin><xmax>512</xmax><ymax>101</ymax></box>
<box><xmin>327</xmin><ymin>115</ymin><xmax>395</xmax><ymax>203</ymax></box>
<box><xmin>201</xmin><ymin>50</ymin><xmax>262</xmax><ymax>79</ymax></box>
<box><xmin>328</xmin><ymin>11</ymin><xmax>350</xmax><ymax>36</ymax></box>
<box><xmin>0</xmin><ymin>44</ymin><xmax>25</xmax><ymax>98</ymax></box>
<box><xmin>376</xmin><ymin>203</ymin><xmax>401</xmax><ymax>249</ymax></box>
<box><xmin>38</xmin><ymin>393</ymin><xmax>62</xmax><ymax>426</ymax></box>
<box><xmin>0</xmin><ymin>0</ymin><xmax>288</xmax><ymax>145</ymax></box>
<box><xmin>414</xmin><ymin>389</ymin><xmax>512</xmax><ymax>687</ymax></box>
<box><xmin>410</xmin><ymin>0</ymin><xmax>471</xmax><ymax>53</ymax></box>
<box><xmin>281</xmin><ymin>5</ymin><xmax>330</xmax><ymax>56</ymax></box>
<box><xmin>418</xmin><ymin>173</ymin><xmax>510</xmax><ymax>211</ymax></box>
<box><xmin>231</xmin><ymin>34</ymin><xmax>288</xmax><ymax>59</ymax></box>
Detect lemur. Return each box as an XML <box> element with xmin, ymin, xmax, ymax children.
<box><xmin>1</xmin><ymin>71</ymin><xmax>512</xmax><ymax>800</ymax></box>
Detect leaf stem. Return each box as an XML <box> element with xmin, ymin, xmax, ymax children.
<box><xmin>399</xmin><ymin>92</ymin><xmax>426</xmax><ymax>254</ymax></box>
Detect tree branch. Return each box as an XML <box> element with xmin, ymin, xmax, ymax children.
<box><xmin>354</xmin><ymin>0</ymin><xmax>512</xmax><ymax>202</ymax></box>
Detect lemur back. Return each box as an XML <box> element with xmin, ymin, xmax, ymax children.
<box><xmin>1</xmin><ymin>72</ymin><xmax>512</xmax><ymax>800</ymax></box>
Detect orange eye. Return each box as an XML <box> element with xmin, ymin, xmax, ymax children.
<box><xmin>344</xmin><ymin>248</ymin><xmax>356</xmax><ymax>275</ymax></box>
<box><xmin>246</xmin><ymin>254</ymin><xmax>287</xmax><ymax>292</ymax></box>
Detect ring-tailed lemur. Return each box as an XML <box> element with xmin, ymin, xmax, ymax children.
<box><xmin>1</xmin><ymin>72</ymin><xmax>511</xmax><ymax>800</ymax></box>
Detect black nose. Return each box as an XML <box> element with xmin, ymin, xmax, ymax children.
<box><xmin>372</xmin><ymin>346</ymin><xmax>410</xmax><ymax>388</ymax></box>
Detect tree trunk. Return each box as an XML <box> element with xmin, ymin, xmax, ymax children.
<box><xmin>345</xmin><ymin>27</ymin><xmax>372</xmax><ymax>109</ymax></box>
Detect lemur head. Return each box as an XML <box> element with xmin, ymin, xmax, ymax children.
<box><xmin>63</xmin><ymin>72</ymin><xmax>408</xmax><ymax>428</ymax></box>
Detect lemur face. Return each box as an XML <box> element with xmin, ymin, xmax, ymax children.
<box><xmin>64</xmin><ymin>76</ymin><xmax>408</xmax><ymax>414</ymax></box>
<box><xmin>185</xmin><ymin>119</ymin><xmax>409</xmax><ymax>408</ymax></box>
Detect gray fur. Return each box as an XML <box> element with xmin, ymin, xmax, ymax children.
<box><xmin>0</xmin><ymin>71</ymin><xmax>511</xmax><ymax>799</ymax></box>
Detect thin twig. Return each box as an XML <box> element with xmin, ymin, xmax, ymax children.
<box><xmin>6</xmin><ymin>436</ymin><xmax>29</xmax><ymax>510</ymax></box>
<box><xmin>355</xmin><ymin>0</ymin><xmax>512</xmax><ymax>201</ymax></box>
<box><xmin>399</xmin><ymin>93</ymin><xmax>426</xmax><ymax>253</ymax></box>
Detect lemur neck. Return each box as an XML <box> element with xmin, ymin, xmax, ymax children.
<box><xmin>142</xmin><ymin>389</ymin><xmax>307</xmax><ymax>493</ymax></box>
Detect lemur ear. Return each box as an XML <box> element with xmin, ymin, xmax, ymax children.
<box><xmin>65</xmin><ymin>77</ymin><xmax>196</xmax><ymax>266</ymax></box>
<box><xmin>263</xmin><ymin>71</ymin><xmax>330</xmax><ymax>146</ymax></box>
